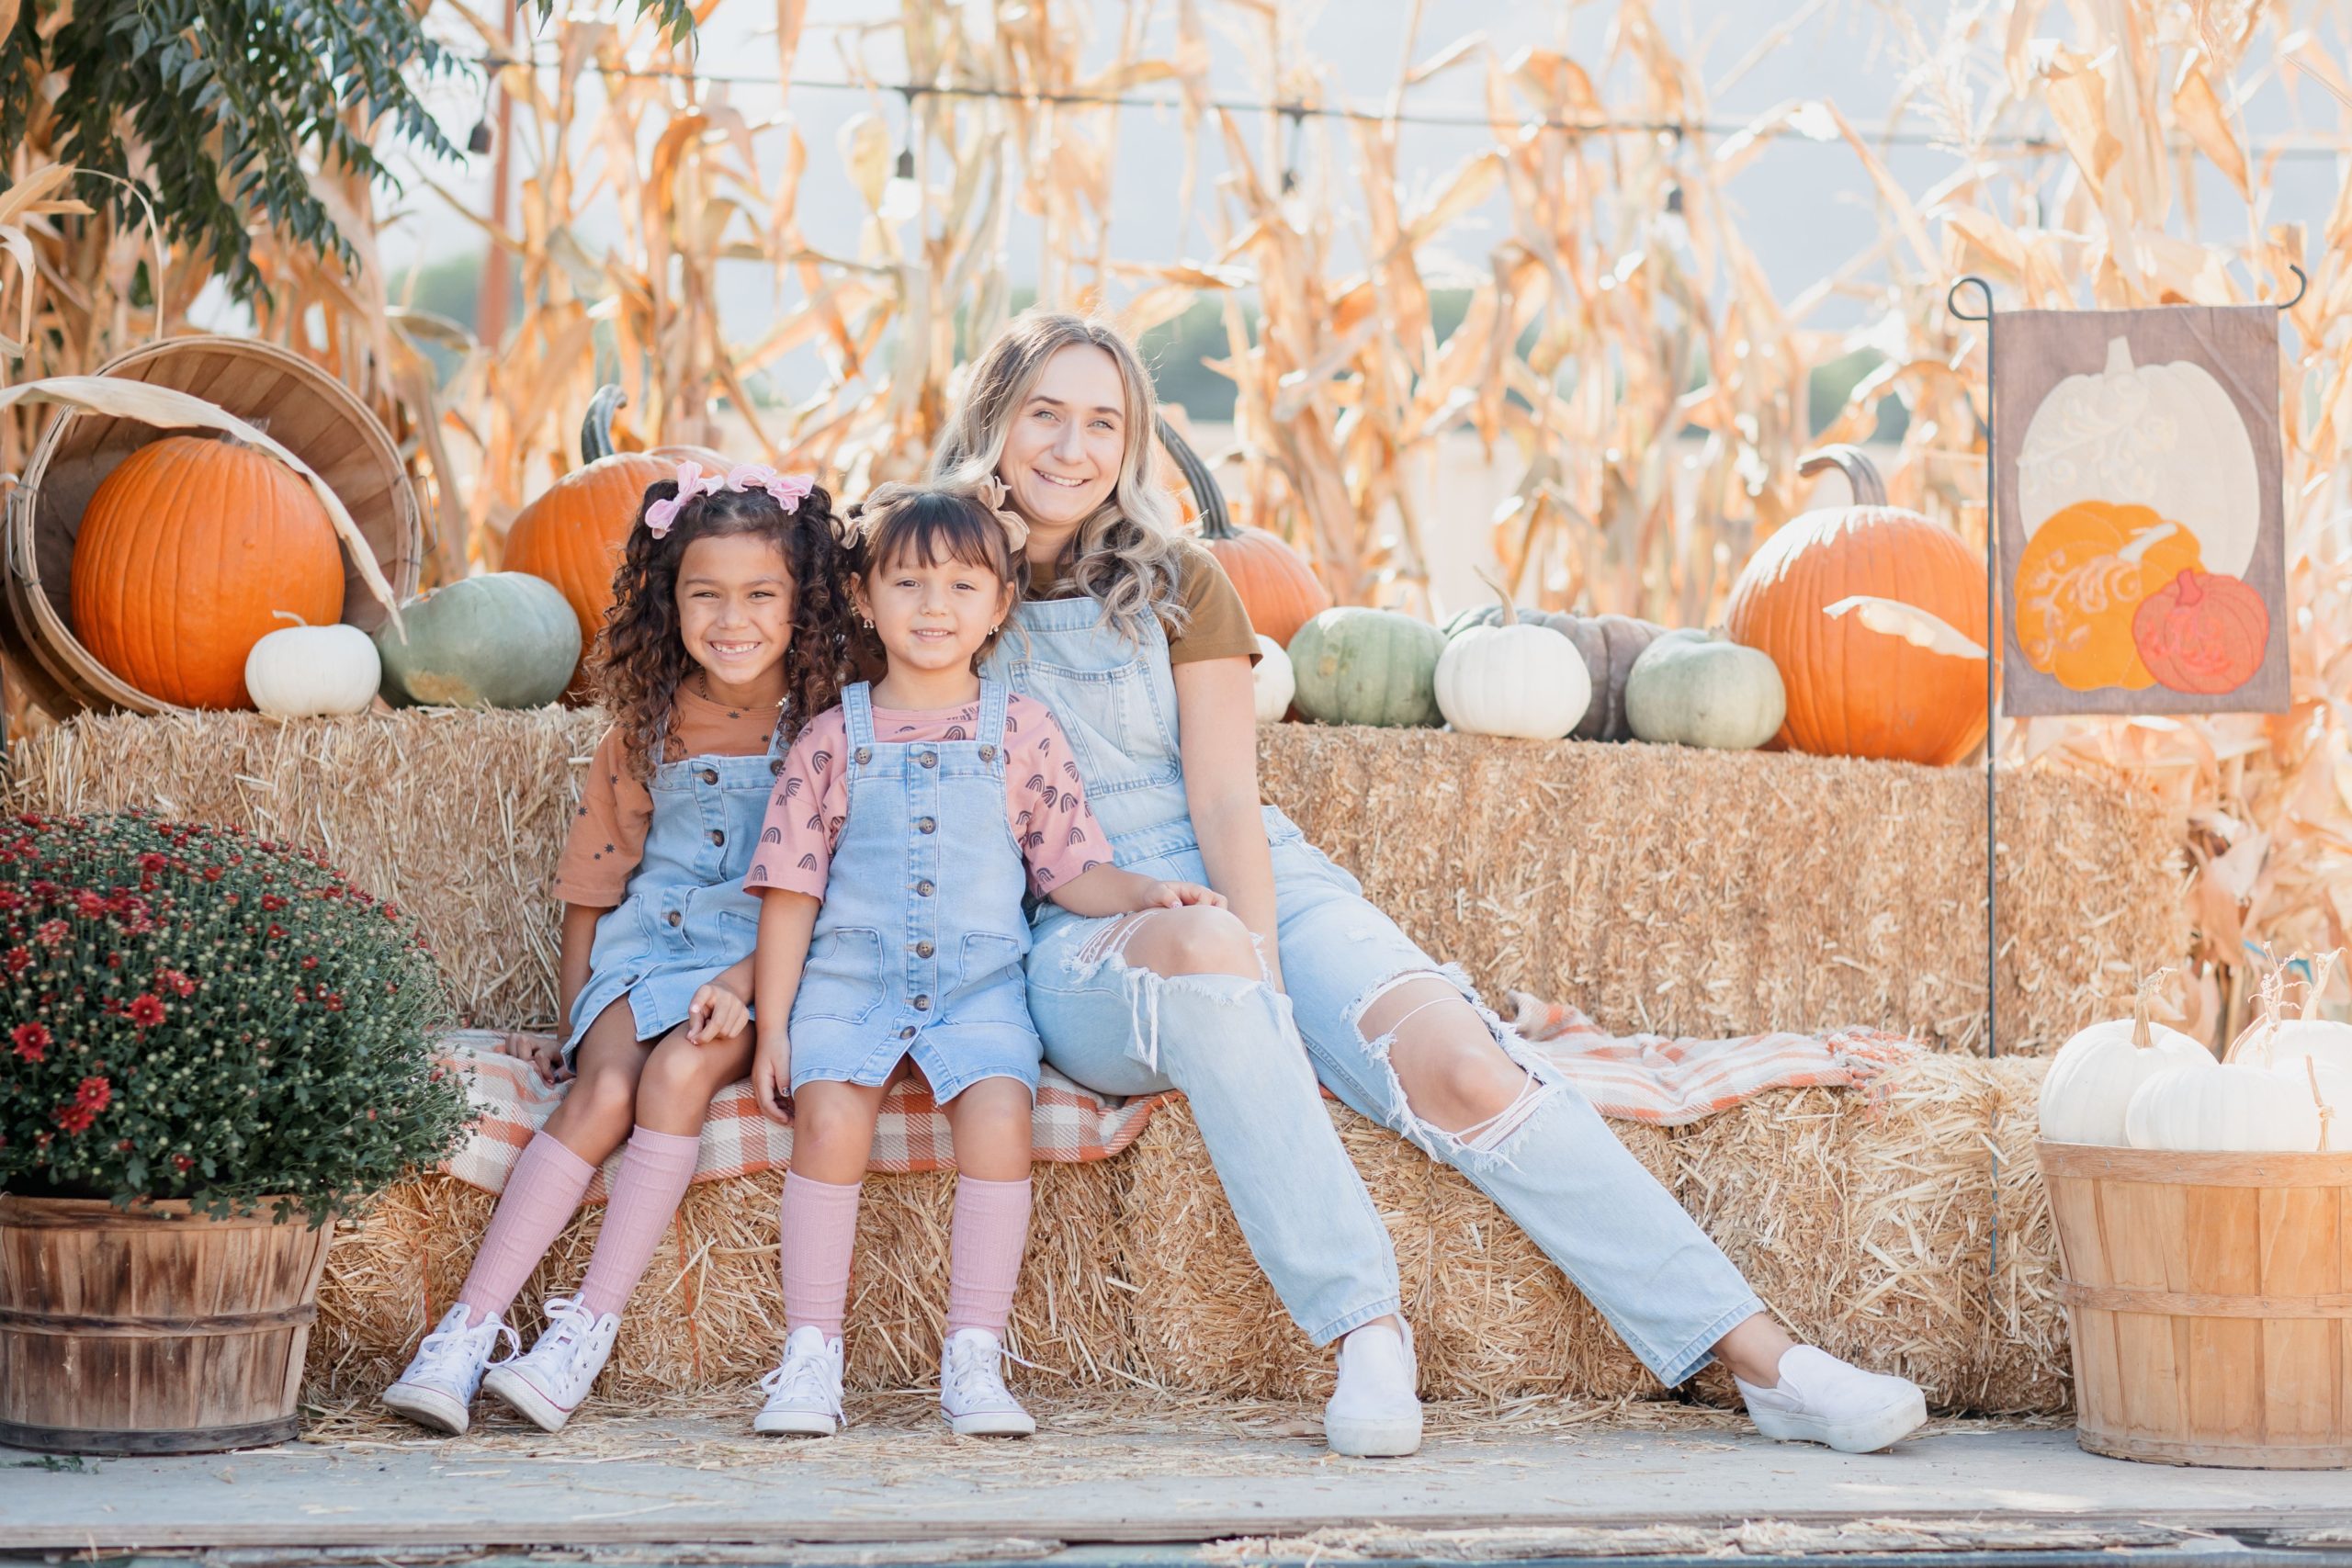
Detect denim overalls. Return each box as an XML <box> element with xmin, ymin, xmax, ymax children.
<box><xmin>564</xmin><ymin>718</ymin><xmax>786</xmax><ymax>1057</ymax></box>
<box><xmin>785</xmin><ymin>679</ymin><xmax>1044</xmax><ymax>1102</ymax></box>
<box><xmin>982</xmin><ymin>591</ymin><xmax>1765</xmax><ymax>1380</ymax></box>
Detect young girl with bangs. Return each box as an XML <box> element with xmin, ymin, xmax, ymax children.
<box><xmin>382</xmin><ymin>463</ymin><xmax>854</xmax><ymax>1437</ymax></box>
<box><xmin>741</xmin><ymin>481</ymin><xmax>1219</xmax><ymax>1439</ymax></box>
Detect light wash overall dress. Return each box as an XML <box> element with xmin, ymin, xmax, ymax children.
<box><xmin>564</xmin><ymin>718</ymin><xmax>786</xmax><ymax>1059</ymax></box>
<box><xmin>983</xmin><ymin>594</ymin><xmax>1766</xmax><ymax>1380</ymax></box>
<box><xmin>785</xmin><ymin>680</ymin><xmax>1044</xmax><ymax>1101</ymax></box>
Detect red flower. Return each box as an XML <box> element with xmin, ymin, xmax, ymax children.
<box><xmin>381</xmin><ymin>903</ymin><xmax>401</xmax><ymax>919</ymax></box>
<box><xmin>12</xmin><ymin>1021</ymin><xmax>51</xmax><ymax>1062</ymax></box>
<box><xmin>5</xmin><ymin>948</ymin><xmax>29</xmax><ymax>976</ymax></box>
<box><xmin>156</xmin><ymin>968</ymin><xmax>196</xmax><ymax>998</ymax></box>
<box><xmin>33</xmin><ymin>919</ymin><xmax>67</xmax><ymax>947</ymax></box>
<box><xmin>127</xmin><ymin>994</ymin><xmax>166</xmax><ymax>1029</ymax></box>
<box><xmin>260</xmin><ymin>895</ymin><xmax>287</xmax><ymax>913</ymax></box>
<box><xmin>0</xmin><ymin>888</ymin><xmax>22</xmax><ymax>912</ymax></box>
<box><xmin>300</xmin><ymin>955</ymin><xmax>318</xmax><ymax>971</ymax></box>
<box><xmin>323</xmin><ymin>992</ymin><xmax>345</xmax><ymax>1012</ymax></box>
<box><xmin>266</xmin><ymin>923</ymin><xmax>287</xmax><ymax>941</ymax></box>
<box><xmin>201</xmin><ymin>865</ymin><xmax>223</xmax><ymax>883</ymax></box>
<box><xmin>75</xmin><ymin>1076</ymin><xmax>111</xmax><ymax>1111</ymax></box>
<box><xmin>74</xmin><ymin>890</ymin><xmax>107</xmax><ymax>918</ymax></box>
<box><xmin>137</xmin><ymin>852</ymin><xmax>167</xmax><ymax>874</ymax></box>
<box><xmin>172</xmin><ymin>1154</ymin><xmax>194</xmax><ymax>1174</ymax></box>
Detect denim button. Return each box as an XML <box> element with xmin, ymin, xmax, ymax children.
<box><xmin>899</xmin><ymin>1025</ymin><xmax>916</xmax><ymax>1040</ymax></box>
<box><xmin>914</xmin><ymin>940</ymin><xmax>934</xmax><ymax>958</ymax></box>
<box><xmin>666</xmin><ymin>909</ymin><xmax>683</xmax><ymax>927</ymax></box>
<box><xmin>912</xmin><ymin>995</ymin><xmax>931</xmax><ymax>1011</ymax></box>
<box><xmin>708</xmin><ymin>829</ymin><xmax>725</xmax><ymax>846</ymax></box>
<box><xmin>979</xmin><ymin>744</ymin><xmax>997</xmax><ymax>762</ymax></box>
<box><xmin>917</xmin><ymin>817</ymin><xmax>936</xmax><ymax>834</ymax></box>
<box><xmin>918</xmin><ymin>751</ymin><xmax>938</xmax><ymax>769</ymax></box>
<box><xmin>770</xmin><ymin>758</ymin><xmax>786</xmax><ymax>775</ymax></box>
<box><xmin>698</xmin><ymin>768</ymin><xmax>718</xmax><ymax>785</ymax></box>
<box><xmin>855</xmin><ymin>747</ymin><xmax>872</xmax><ymax>764</ymax></box>
<box><xmin>915</xmin><ymin>879</ymin><xmax>934</xmax><ymax>897</ymax></box>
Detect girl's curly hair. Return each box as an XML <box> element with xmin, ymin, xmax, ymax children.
<box><xmin>591</xmin><ymin>479</ymin><xmax>856</xmax><ymax>781</ymax></box>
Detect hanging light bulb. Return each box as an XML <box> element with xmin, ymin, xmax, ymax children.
<box><xmin>880</xmin><ymin>92</ymin><xmax>922</xmax><ymax>223</ymax></box>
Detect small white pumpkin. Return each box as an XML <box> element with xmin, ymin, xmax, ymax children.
<box><xmin>2265</xmin><ymin>952</ymin><xmax>2352</xmax><ymax>1077</ymax></box>
<box><xmin>2125</xmin><ymin>991</ymin><xmax>2351</xmax><ymax>1153</ymax></box>
<box><xmin>1434</xmin><ymin>579</ymin><xmax>1590</xmax><ymax>740</ymax></box>
<box><xmin>2037</xmin><ymin>970</ymin><xmax>2211</xmax><ymax>1146</ymax></box>
<box><xmin>1253</xmin><ymin>635</ymin><xmax>1295</xmax><ymax>724</ymax></box>
<box><xmin>1623</xmin><ymin>629</ymin><xmax>1785</xmax><ymax>750</ymax></box>
<box><xmin>244</xmin><ymin>616</ymin><xmax>380</xmax><ymax>718</ymax></box>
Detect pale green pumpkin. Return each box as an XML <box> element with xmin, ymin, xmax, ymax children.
<box><xmin>1288</xmin><ymin>607</ymin><xmax>1446</xmax><ymax>728</ymax></box>
<box><xmin>374</xmin><ymin>571</ymin><xmax>582</xmax><ymax>709</ymax></box>
<box><xmin>1623</xmin><ymin>629</ymin><xmax>1786</xmax><ymax>750</ymax></box>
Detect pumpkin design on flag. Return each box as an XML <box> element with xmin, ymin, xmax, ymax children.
<box><xmin>2011</xmin><ymin>501</ymin><xmax>2204</xmax><ymax>691</ymax></box>
<box><xmin>2017</xmin><ymin>336</ymin><xmax>2259</xmax><ymax>578</ymax></box>
<box><xmin>2132</xmin><ymin>568</ymin><xmax>2269</xmax><ymax>695</ymax></box>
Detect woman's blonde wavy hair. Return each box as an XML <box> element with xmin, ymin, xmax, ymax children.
<box><xmin>929</xmin><ymin>310</ymin><xmax>1188</xmax><ymax>644</ymax></box>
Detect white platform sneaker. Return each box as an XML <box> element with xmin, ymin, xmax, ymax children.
<box><xmin>939</xmin><ymin>1327</ymin><xmax>1036</xmax><ymax>1438</ymax></box>
<box><xmin>382</xmin><ymin>1304</ymin><xmax>515</xmax><ymax>1435</ymax></box>
<box><xmin>1735</xmin><ymin>1345</ymin><xmax>1929</xmax><ymax>1453</ymax></box>
<box><xmin>1324</xmin><ymin>1320</ymin><xmax>1423</xmax><ymax>1457</ymax></box>
<box><xmin>754</xmin><ymin>1325</ymin><xmax>846</xmax><ymax>1437</ymax></box>
<box><xmin>479</xmin><ymin>1296</ymin><xmax>621</xmax><ymax>1432</ymax></box>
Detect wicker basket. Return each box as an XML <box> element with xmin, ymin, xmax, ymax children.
<box><xmin>0</xmin><ymin>336</ymin><xmax>423</xmax><ymax>718</ymax></box>
<box><xmin>2040</xmin><ymin>1140</ymin><xmax>2352</xmax><ymax>1469</ymax></box>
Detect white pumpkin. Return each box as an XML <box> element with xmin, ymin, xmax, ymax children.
<box><xmin>2125</xmin><ymin>1007</ymin><xmax>2352</xmax><ymax>1153</ymax></box>
<box><xmin>2016</xmin><ymin>335</ymin><xmax>2259</xmax><ymax>576</ymax></box>
<box><xmin>1434</xmin><ymin>588</ymin><xmax>1590</xmax><ymax>740</ymax></box>
<box><xmin>243</xmin><ymin>619</ymin><xmax>380</xmax><ymax>718</ymax></box>
<box><xmin>1622</xmin><ymin>630</ymin><xmax>1784</xmax><ymax>750</ymax></box>
<box><xmin>1253</xmin><ymin>635</ymin><xmax>1295</xmax><ymax>724</ymax></box>
<box><xmin>2264</xmin><ymin>952</ymin><xmax>2352</xmax><ymax>1077</ymax></box>
<box><xmin>2036</xmin><ymin>972</ymin><xmax>2211</xmax><ymax>1146</ymax></box>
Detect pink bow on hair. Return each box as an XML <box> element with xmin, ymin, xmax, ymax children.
<box><xmin>726</xmin><ymin>464</ymin><xmax>817</xmax><ymax>511</ymax></box>
<box><xmin>641</xmin><ymin>460</ymin><xmax>820</xmax><ymax>537</ymax></box>
<box><xmin>643</xmin><ymin>460</ymin><xmax>726</xmax><ymax>537</ymax></box>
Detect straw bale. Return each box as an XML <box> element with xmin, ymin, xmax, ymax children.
<box><xmin>1977</xmin><ymin>1056</ymin><xmax>2071</xmax><ymax>1414</ymax></box>
<box><xmin>308</xmin><ymin>1162</ymin><xmax>1131</xmax><ymax>1402</ymax></box>
<box><xmin>1258</xmin><ymin>725</ymin><xmax>2184</xmax><ymax>1055</ymax></box>
<box><xmin>8</xmin><ymin>707</ymin><xmax>602</xmax><ymax>1029</ymax></box>
<box><xmin>1117</xmin><ymin>1099</ymin><xmax>1672</xmax><ymax>1403</ymax></box>
<box><xmin>1666</xmin><ymin>1054</ymin><xmax>2066</xmax><ymax>1414</ymax></box>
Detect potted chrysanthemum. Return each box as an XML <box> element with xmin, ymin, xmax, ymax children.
<box><xmin>0</xmin><ymin>811</ymin><xmax>469</xmax><ymax>1454</ymax></box>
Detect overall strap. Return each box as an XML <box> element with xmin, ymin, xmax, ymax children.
<box><xmin>975</xmin><ymin>676</ymin><xmax>1010</xmax><ymax>754</ymax></box>
<box><xmin>841</xmin><ymin>682</ymin><xmax>876</xmax><ymax>752</ymax></box>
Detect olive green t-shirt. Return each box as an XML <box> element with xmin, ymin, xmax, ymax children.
<box><xmin>1026</xmin><ymin>539</ymin><xmax>1261</xmax><ymax>666</ymax></box>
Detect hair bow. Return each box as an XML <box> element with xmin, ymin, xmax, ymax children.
<box><xmin>642</xmin><ymin>459</ymin><xmax>820</xmax><ymax>538</ymax></box>
<box><xmin>974</xmin><ymin>475</ymin><xmax>1031</xmax><ymax>553</ymax></box>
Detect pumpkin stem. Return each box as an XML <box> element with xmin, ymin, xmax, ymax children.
<box><xmin>1474</xmin><ymin>566</ymin><xmax>1518</xmax><ymax>626</ymax></box>
<box><xmin>2306</xmin><ymin>950</ymin><xmax>2341</xmax><ymax>1022</ymax></box>
<box><xmin>270</xmin><ymin>610</ymin><xmax>311</xmax><ymax>629</ymax></box>
<box><xmin>1156</xmin><ymin>413</ymin><xmax>1238</xmax><ymax>540</ymax></box>
<box><xmin>1796</xmin><ymin>445</ymin><xmax>1887</xmax><ymax>507</ymax></box>
<box><xmin>2169</xmin><ymin>567</ymin><xmax>2204</xmax><ymax>607</ymax></box>
<box><xmin>2129</xmin><ymin>966</ymin><xmax>2174</xmax><ymax>1050</ymax></box>
<box><xmin>582</xmin><ymin>384</ymin><xmax>628</xmax><ymax>466</ymax></box>
<box><xmin>2102</xmin><ymin>336</ymin><xmax>2135</xmax><ymax>377</ymax></box>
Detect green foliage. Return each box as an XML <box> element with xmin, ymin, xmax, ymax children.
<box><xmin>0</xmin><ymin>812</ymin><xmax>469</xmax><ymax>1224</ymax></box>
<box><xmin>0</xmin><ymin>0</ymin><xmax>693</xmax><ymax>303</ymax></box>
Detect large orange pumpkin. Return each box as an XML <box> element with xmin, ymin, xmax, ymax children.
<box><xmin>1723</xmin><ymin>446</ymin><xmax>1992</xmax><ymax>766</ymax></box>
<box><xmin>1155</xmin><ymin>414</ymin><xmax>1329</xmax><ymax>646</ymax></box>
<box><xmin>70</xmin><ymin>435</ymin><xmax>345</xmax><ymax>709</ymax></box>
<box><xmin>2013</xmin><ymin>500</ymin><xmax>2203</xmax><ymax>692</ymax></box>
<box><xmin>503</xmin><ymin>386</ymin><xmax>675</xmax><ymax>694</ymax></box>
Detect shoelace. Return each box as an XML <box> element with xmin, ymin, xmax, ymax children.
<box><xmin>944</xmin><ymin>1340</ymin><xmax>1023</xmax><ymax>1407</ymax></box>
<box><xmin>533</xmin><ymin>1297</ymin><xmax>595</xmax><ymax>1358</ymax></box>
<box><xmin>761</xmin><ymin>1349</ymin><xmax>841</xmax><ymax>1415</ymax></box>
<box><xmin>415</xmin><ymin>1315</ymin><xmax>518</xmax><ymax>1374</ymax></box>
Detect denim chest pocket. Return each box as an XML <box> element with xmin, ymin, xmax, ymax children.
<box><xmin>1018</xmin><ymin>659</ymin><xmax>1181</xmax><ymax>795</ymax></box>
<box><xmin>795</xmin><ymin>927</ymin><xmax>883</xmax><ymax>1023</ymax></box>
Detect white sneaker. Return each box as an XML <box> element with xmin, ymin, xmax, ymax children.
<box><xmin>939</xmin><ymin>1327</ymin><xmax>1036</xmax><ymax>1438</ymax></box>
<box><xmin>479</xmin><ymin>1296</ymin><xmax>621</xmax><ymax>1432</ymax></box>
<box><xmin>1323</xmin><ymin>1320</ymin><xmax>1423</xmax><ymax>1457</ymax></box>
<box><xmin>753</xmin><ymin>1325</ymin><xmax>845</xmax><ymax>1437</ymax></box>
<box><xmin>1735</xmin><ymin>1345</ymin><xmax>1929</xmax><ymax>1453</ymax></box>
<box><xmin>382</xmin><ymin>1304</ymin><xmax>515</xmax><ymax>1435</ymax></box>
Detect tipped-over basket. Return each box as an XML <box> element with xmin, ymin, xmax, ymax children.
<box><xmin>0</xmin><ymin>336</ymin><xmax>422</xmax><ymax>718</ymax></box>
<box><xmin>2039</xmin><ymin>1141</ymin><xmax>2352</xmax><ymax>1469</ymax></box>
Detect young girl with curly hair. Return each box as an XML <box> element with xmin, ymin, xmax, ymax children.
<box><xmin>383</xmin><ymin>463</ymin><xmax>855</xmax><ymax>1437</ymax></box>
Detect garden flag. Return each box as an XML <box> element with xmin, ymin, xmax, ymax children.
<box><xmin>1993</xmin><ymin>305</ymin><xmax>2290</xmax><ymax>716</ymax></box>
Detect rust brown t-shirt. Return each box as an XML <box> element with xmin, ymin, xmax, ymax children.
<box><xmin>1026</xmin><ymin>539</ymin><xmax>1260</xmax><ymax>665</ymax></box>
<box><xmin>553</xmin><ymin>685</ymin><xmax>784</xmax><ymax>907</ymax></box>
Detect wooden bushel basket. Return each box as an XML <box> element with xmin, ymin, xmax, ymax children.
<box><xmin>0</xmin><ymin>1196</ymin><xmax>334</xmax><ymax>1455</ymax></box>
<box><xmin>2039</xmin><ymin>1141</ymin><xmax>2352</xmax><ymax>1468</ymax></box>
<box><xmin>0</xmin><ymin>335</ymin><xmax>423</xmax><ymax>719</ymax></box>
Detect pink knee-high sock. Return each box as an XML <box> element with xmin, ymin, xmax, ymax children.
<box><xmin>458</xmin><ymin>1132</ymin><xmax>597</xmax><ymax>1325</ymax></box>
<box><xmin>777</xmin><ymin>1171</ymin><xmax>864</xmax><ymax>1337</ymax></box>
<box><xmin>574</xmin><ymin>1126</ymin><xmax>702</xmax><ymax>1319</ymax></box>
<box><xmin>945</xmin><ymin>1175</ymin><xmax>1034</xmax><ymax>1337</ymax></box>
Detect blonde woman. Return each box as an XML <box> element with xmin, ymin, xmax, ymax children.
<box><xmin>937</xmin><ymin>309</ymin><xmax>1929</xmax><ymax>1459</ymax></box>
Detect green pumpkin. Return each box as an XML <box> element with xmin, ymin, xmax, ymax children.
<box><xmin>1288</xmin><ymin>607</ymin><xmax>1446</xmax><ymax>728</ymax></box>
<box><xmin>374</xmin><ymin>572</ymin><xmax>582</xmax><ymax>709</ymax></box>
<box><xmin>1623</xmin><ymin>629</ymin><xmax>1786</xmax><ymax>750</ymax></box>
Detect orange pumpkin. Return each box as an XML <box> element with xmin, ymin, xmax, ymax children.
<box><xmin>1723</xmin><ymin>446</ymin><xmax>1992</xmax><ymax>765</ymax></box>
<box><xmin>70</xmin><ymin>435</ymin><xmax>345</xmax><ymax>709</ymax></box>
<box><xmin>2013</xmin><ymin>500</ymin><xmax>2203</xmax><ymax>692</ymax></box>
<box><xmin>2132</xmin><ymin>568</ymin><xmax>2269</xmax><ymax>695</ymax></box>
<box><xmin>503</xmin><ymin>386</ymin><xmax>674</xmax><ymax>695</ymax></box>
<box><xmin>1156</xmin><ymin>415</ymin><xmax>1329</xmax><ymax>646</ymax></box>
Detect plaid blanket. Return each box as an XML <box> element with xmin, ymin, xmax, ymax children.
<box><xmin>434</xmin><ymin>1004</ymin><xmax>1917</xmax><ymax>1198</ymax></box>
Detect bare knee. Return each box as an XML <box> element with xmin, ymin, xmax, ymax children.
<box><xmin>792</xmin><ymin>1085</ymin><xmax>879</xmax><ymax>1160</ymax></box>
<box><xmin>1120</xmin><ymin>905</ymin><xmax>1258</xmax><ymax>978</ymax></box>
<box><xmin>946</xmin><ymin>1077</ymin><xmax>1034</xmax><ymax>1179</ymax></box>
<box><xmin>1370</xmin><ymin>981</ymin><xmax>1532</xmax><ymax>1135</ymax></box>
<box><xmin>550</xmin><ymin>1060</ymin><xmax>642</xmax><ymax>1150</ymax></box>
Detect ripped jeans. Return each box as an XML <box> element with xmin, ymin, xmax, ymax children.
<box><xmin>1025</xmin><ymin>812</ymin><xmax>1763</xmax><ymax>1385</ymax></box>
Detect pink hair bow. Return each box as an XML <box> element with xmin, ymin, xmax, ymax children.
<box><xmin>725</xmin><ymin>464</ymin><xmax>817</xmax><ymax>511</ymax></box>
<box><xmin>642</xmin><ymin>460</ymin><xmax>820</xmax><ymax>537</ymax></box>
<box><xmin>643</xmin><ymin>460</ymin><xmax>726</xmax><ymax>537</ymax></box>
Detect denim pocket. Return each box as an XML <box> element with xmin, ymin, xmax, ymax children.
<box><xmin>1018</xmin><ymin>658</ymin><xmax>1182</xmax><ymax>797</ymax></box>
<box><xmin>795</xmin><ymin>927</ymin><xmax>884</xmax><ymax>1022</ymax></box>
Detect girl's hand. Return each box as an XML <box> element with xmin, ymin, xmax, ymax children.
<box><xmin>1147</xmin><ymin>879</ymin><xmax>1226</xmax><ymax>909</ymax></box>
<box><xmin>509</xmin><ymin>1032</ymin><xmax>571</xmax><ymax>1085</ymax></box>
<box><xmin>750</xmin><ymin>1037</ymin><xmax>795</xmax><ymax>1125</ymax></box>
<box><xmin>684</xmin><ymin>982</ymin><xmax>750</xmax><ymax>1045</ymax></box>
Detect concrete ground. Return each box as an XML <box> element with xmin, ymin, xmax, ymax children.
<box><xmin>3</xmin><ymin>1396</ymin><xmax>2349</xmax><ymax>1563</ymax></box>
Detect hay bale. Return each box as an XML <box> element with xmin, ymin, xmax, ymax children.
<box><xmin>9</xmin><ymin>708</ymin><xmax>600</xmax><ymax>1029</ymax></box>
<box><xmin>1117</xmin><ymin>1099</ymin><xmax>1671</xmax><ymax>1403</ymax></box>
<box><xmin>308</xmin><ymin>1163</ymin><xmax>1132</xmax><ymax>1402</ymax></box>
<box><xmin>1667</xmin><ymin>1054</ymin><xmax>2067</xmax><ymax>1415</ymax></box>
<box><xmin>1978</xmin><ymin>1056</ymin><xmax>2071</xmax><ymax>1414</ymax></box>
<box><xmin>1258</xmin><ymin>726</ymin><xmax>2184</xmax><ymax>1054</ymax></box>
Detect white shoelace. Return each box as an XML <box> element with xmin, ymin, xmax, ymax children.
<box><xmin>414</xmin><ymin>1314</ymin><xmax>517</xmax><ymax>1375</ymax></box>
<box><xmin>761</xmin><ymin>1350</ymin><xmax>841</xmax><ymax>1415</ymax></box>
<box><xmin>944</xmin><ymin>1342</ymin><xmax>1019</xmax><ymax>1409</ymax></box>
<box><xmin>532</xmin><ymin>1297</ymin><xmax>596</xmax><ymax>1359</ymax></box>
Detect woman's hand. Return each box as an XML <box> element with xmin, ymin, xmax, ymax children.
<box><xmin>684</xmin><ymin>981</ymin><xmax>750</xmax><ymax>1045</ymax></box>
<box><xmin>750</xmin><ymin>1035</ymin><xmax>795</xmax><ymax>1125</ymax></box>
<box><xmin>507</xmin><ymin>1032</ymin><xmax>571</xmax><ymax>1086</ymax></box>
<box><xmin>1145</xmin><ymin>879</ymin><xmax>1226</xmax><ymax>909</ymax></box>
